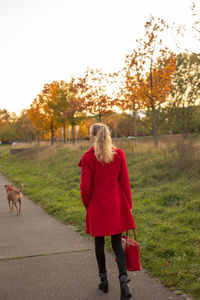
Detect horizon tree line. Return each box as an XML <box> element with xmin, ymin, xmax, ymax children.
<box><xmin>0</xmin><ymin>13</ymin><xmax>200</xmax><ymax>145</ymax></box>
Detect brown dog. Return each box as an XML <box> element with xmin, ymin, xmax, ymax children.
<box><xmin>4</xmin><ymin>183</ymin><xmax>24</xmax><ymax>216</ymax></box>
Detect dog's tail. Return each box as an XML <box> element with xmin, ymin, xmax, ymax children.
<box><xmin>20</xmin><ymin>183</ymin><xmax>24</xmax><ymax>192</ymax></box>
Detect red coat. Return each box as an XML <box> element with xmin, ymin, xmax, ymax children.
<box><xmin>78</xmin><ymin>146</ymin><xmax>136</xmax><ymax>237</ymax></box>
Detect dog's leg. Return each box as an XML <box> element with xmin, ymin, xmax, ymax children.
<box><xmin>8</xmin><ymin>200</ymin><xmax>12</xmax><ymax>213</ymax></box>
<box><xmin>19</xmin><ymin>199</ymin><xmax>22</xmax><ymax>215</ymax></box>
<box><xmin>14</xmin><ymin>202</ymin><xmax>19</xmax><ymax>216</ymax></box>
<box><xmin>11</xmin><ymin>201</ymin><xmax>14</xmax><ymax>212</ymax></box>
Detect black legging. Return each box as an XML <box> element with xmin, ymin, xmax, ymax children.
<box><xmin>95</xmin><ymin>233</ymin><xmax>127</xmax><ymax>277</ymax></box>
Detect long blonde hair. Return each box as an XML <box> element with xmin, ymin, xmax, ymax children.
<box><xmin>90</xmin><ymin>123</ymin><xmax>116</xmax><ymax>164</ymax></box>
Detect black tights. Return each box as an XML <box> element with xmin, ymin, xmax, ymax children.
<box><xmin>94</xmin><ymin>234</ymin><xmax>127</xmax><ymax>277</ymax></box>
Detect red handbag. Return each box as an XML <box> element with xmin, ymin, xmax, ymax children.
<box><xmin>121</xmin><ymin>229</ymin><xmax>141</xmax><ymax>271</ymax></box>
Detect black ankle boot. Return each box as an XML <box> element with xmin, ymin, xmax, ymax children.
<box><xmin>119</xmin><ymin>275</ymin><xmax>132</xmax><ymax>299</ymax></box>
<box><xmin>99</xmin><ymin>272</ymin><xmax>108</xmax><ymax>293</ymax></box>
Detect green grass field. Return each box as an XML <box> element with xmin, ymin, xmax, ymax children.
<box><xmin>0</xmin><ymin>137</ymin><xmax>200</xmax><ymax>299</ymax></box>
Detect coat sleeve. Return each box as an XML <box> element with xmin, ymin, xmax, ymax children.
<box><xmin>118</xmin><ymin>150</ymin><xmax>133</xmax><ymax>209</ymax></box>
<box><xmin>78</xmin><ymin>155</ymin><xmax>92</xmax><ymax>208</ymax></box>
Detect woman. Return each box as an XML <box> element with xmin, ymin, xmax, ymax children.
<box><xmin>78</xmin><ymin>123</ymin><xmax>136</xmax><ymax>299</ymax></box>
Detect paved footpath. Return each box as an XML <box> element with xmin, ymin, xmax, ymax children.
<box><xmin>0</xmin><ymin>173</ymin><xmax>192</xmax><ymax>300</ymax></box>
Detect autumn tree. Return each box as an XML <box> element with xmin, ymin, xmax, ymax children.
<box><xmin>37</xmin><ymin>80</ymin><xmax>68</xmax><ymax>144</ymax></box>
<box><xmin>77</xmin><ymin>123</ymin><xmax>89</xmax><ymax>140</ymax></box>
<box><xmin>0</xmin><ymin>109</ymin><xmax>35</xmax><ymax>143</ymax></box>
<box><xmin>169</xmin><ymin>52</ymin><xmax>200</xmax><ymax>138</ymax></box>
<box><xmin>0</xmin><ymin>109</ymin><xmax>10</xmax><ymax>132</ymax></box>
<box><xmin>43</xmin><ymin>80</ymin><xmax>74</xmax><ymax>144</ymax></box>
<box><xmin>55</xmin><ymin>80</ymin><xmax>70</xmax><ymax>143</ymax></box>
<box><xmin>40</xmin><ymin>81</ymin><xmax>62</xmax><ymax>145</ymax></box>
<box><xmin>28</xmin><ymin>97</ymin><xmax>46</xmax><ymax>143</ymax></box>
<box><xmin>126</xmin><ymin>16</ymin><xmax>176</xmax><ymax>146</ymax></box>
<box><xmin>103</xmin><ymin>112</ymin><xmax>123</xmax><ymax>138</ymax></box>
<box><xmin>0</xmin><ymin>109</ymin><xmax>15</xmax><ymax>143</ymax></box>
<box><xmin>115</xmin><ymin>68</ymin><xmax>142</xmax><ymax>144</ymax></box>
<box><xmin>63</xmin><ymin>77</ymin><xmax>88</xmax><ymax>144</ymax></box>
<box><xmin>84</xmin><ymin>68</ymin><xmax>114</xmax><ymax>122</ymax></box>
<box><xmin>15</xmin><ymin>110</ymin><xmax>35</xmax><ymax>143</ymax></box>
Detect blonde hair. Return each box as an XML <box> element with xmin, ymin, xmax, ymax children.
<box><xmin>90</xmin><ymin>123</ymin><xmax>116</xmax><ymax>164</ymax></box>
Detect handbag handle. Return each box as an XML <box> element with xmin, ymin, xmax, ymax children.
<box><xmin>124</xmin><ymin>229</ymin><xmax>137</xmax><ymax>248</ymax></box>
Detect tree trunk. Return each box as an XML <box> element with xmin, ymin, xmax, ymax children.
<box><xmin>63</xmin><ymin>119</ymin><xmax>66</xmax><ymax>144</ymax></box>
<box><xmin>51</xmin><ymin>120</ymin><xmax>54</xmax><ymax>145</ymax></box>
<box><xmin>151</xmin><ymin>105</ymin><xmax>158</xmax><ymax>147</ymax></box>
<box><xmin>37</xmin><ymin>132</ymin><xmax>40</xmax><ymax>145</ymax></box>
<box><xmin>72</xmin><ymin>124</ymin><xmax>75</xmax><ymax>144</ymax></box>
<box><xmin>98</xmin><ymin>113</ymin><xmax>102</xmax><ymax>123</ymax></box>
<box><xmin>181</xmin><ymin>106</ymin><xmax>188</xmax><ymax>139</ymax></box>
<box><xmin>114</xmin><ymin>127</ymin><xmax>117</xmax><ymax>138</ymax></box>
<box><xmin>182</xmin><ymin>129</ymin><xmax>188</xmax><ymax>139</ymax></box>
<box><xmin>133</xmin><ymin>108</ymin><xmax>137</xmax><ymax>145</ymax></box>
<box><xmin>150</xmin><ymin>56</ymin><xmax>158</xmax><ymax>147</ymax></box>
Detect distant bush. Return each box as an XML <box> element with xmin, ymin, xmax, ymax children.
<box><xmin>161</xmin><ymin>139</ymin><xmax>200</xmax><ymax>175</ymax></box>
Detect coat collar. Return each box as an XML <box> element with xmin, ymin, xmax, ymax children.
<box><xmin>78</xmin><ymin>146</ymin><xmax>94</xmax><ymax>167</ymax></box>
<box><xmin>87</xmin><ymin>146</ymin><xmax>94</xmax><ymax>153</ymax></box>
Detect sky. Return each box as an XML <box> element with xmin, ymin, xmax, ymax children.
<box><xmin>0</xmin><ymin>0</ymin><xmax>198</xmax><ymax>115</ymax></box>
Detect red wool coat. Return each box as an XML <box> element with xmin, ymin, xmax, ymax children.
<box><xmin>78</xmin><ymin>146</ymin><xmax>136</xmax><ymax>237</ymax></box>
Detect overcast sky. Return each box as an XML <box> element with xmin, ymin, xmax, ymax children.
<box><xmin>0</xmin><ymin>0</ymin><xmax>198</xmax><ymax>115</ymax></box>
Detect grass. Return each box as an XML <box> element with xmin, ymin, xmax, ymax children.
<box><xmin>0</xmin><ymin>138</ymin><xmax>200</xmax><ymax>299</ymax></box>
